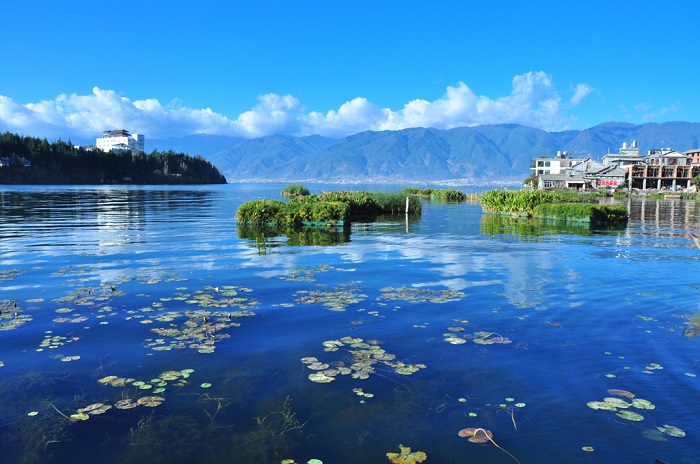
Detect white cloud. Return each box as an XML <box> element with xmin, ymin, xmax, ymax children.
<box><xmin>570</xmin><ymin>83</ymin><xmax>595</xmax><ymax>105</ymax></box>
<box><xmin>0</xmin><ymin>72</ymin><xmax>590</xmax><ymax>140</ymax></box>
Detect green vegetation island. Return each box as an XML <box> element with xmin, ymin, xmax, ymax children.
<box><xmin>237</xmin><ymin>188</ymin><xmax>424</xmax><ymax>229</ymax></box>
<box><xmin>0</xmin><ymin>132</ymin><xmax>226</xmax><ymax>185</ymax></box>
<box><xmin>239</xmin><ymin>185</ymin><xmax>628</xmax><ymax>231</ymax></box>
<box><xmin>481</xmin><ymin>189</ymin><xmax>628</xmax><ymax>225</ymax></box>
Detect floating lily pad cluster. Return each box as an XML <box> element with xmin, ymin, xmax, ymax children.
<box><xmin>125</xmin><ymin>285</ymin><xmax>258</xmax><ymax>354</ymax></box>
<box><xmin>683</xmin><ymin>311</ymin><xmax>700</xmax><ymax>337</ymax></box>
<box><xmin>0</xmin><ymin>306</ymin><xmax>32</xmax><ymax>331</ymax></box>
<box><xmin>98</xmin><ymin>368</ymin><xmax>195</xmax><ymax>394</ymax></box>
<box><xmin>53</xmin><ymin>283</ymin><xmax>125</xmax><ymax>309</ymax></box>
<box><xmin>148</xmin><ymin>309</ymin><xmax>252</xmax><ymax>354</ymax></box>
<box><xmin>378</xmin><ymin>287</ymin><xmax>466</xmax><ymax>304</ymax></box>
<box><xmin>587</xmin><ymin>389</ymin><xmax>686</xmax><ymax>437</ymax></box>
<box><xmin>444</xmin><ymin>328</ymin><xmax>512</xmax><ymax>346</ymax></box>
<box><xmin>52</xmin><ymin>265</ymin><xmax>99</xmax><ymax>278</ymax></box>
<box><xmin>280</xmin><ymin>264</ymin><xmax>335</xmax><ymax>282</ymax></box>
<box><xmin>642</xmin><ymin>362</ymin><xmax>663</xmax><ymax>374</ymax></box>
<box><xmin>295</xmin><ymin>284</ymin><xmax>367</xmax><ymax>311</ymax></box>
<box><xmin>184</xmin><ymin>285</ymin><xmax>258</xmax><ymax>309</ymax></box>
<box><xmin>352</xmin><ymin>387</ymin><xmax>374</xmax><ymax>401</ymax></box>
<box><xmin>302</xmin><ymin>337</ymin><xmax>426</xmax><ymax>383</ymax></box>
<box><xmin>0</xmin><ymin>268</ymin><xmax>28</xmax><ymax>280</ymax></box>
<box><xmin>70</xmin><ymin>402</ymin><xmax>113</xmax><ymax>421</ymax></box>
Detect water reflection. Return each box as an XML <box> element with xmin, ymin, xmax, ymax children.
<box><xmin>0</xmin><ymin>187</ymin><xmax>221</xmax><ymax>256</ymax></box>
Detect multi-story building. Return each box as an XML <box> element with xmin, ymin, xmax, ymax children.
<box><xmin>531</xmin><ymin>151</ymin><xmax>587</xmax><ymax>176</ymax></box>
<box><xmin>96</xmin><ymin>130</ymin><xmax>145</xmax><ymax>154</ymax></box>
<box><xmin>685</xmin><ymin>148</ymin><xmax>700</xmax><ymax>164</ymax></box>
<box><xmin>601</xmin><ymin>141</ymin><xmax>645</xmax><ymax>167</ymax></box>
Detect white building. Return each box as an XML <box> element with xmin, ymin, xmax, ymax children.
<box><xmin>96</xmin><ymin>129</ymin><xmax>145</xmax><ymax>154</ymax></box>
<box><xmin>531</xmin><ymin>151</ymin><xmax>587</xmax><ymax>176</ymax></box>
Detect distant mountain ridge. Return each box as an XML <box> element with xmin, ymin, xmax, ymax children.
<box><xmin>146</xmin><ymin>121</ymin><xmax>700</xmax><ymax>184</ymax></box>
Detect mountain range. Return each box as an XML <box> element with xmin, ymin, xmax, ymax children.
<box><xmin>145</xmin><ymin>121</ymin><xmax>700</xmax><ymax>184</ymax></box>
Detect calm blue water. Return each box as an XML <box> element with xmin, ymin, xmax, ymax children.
<box><xmin>1</xmin><ymin>184</ymin><xmax>699</xmax><ymax>464</ymax></box>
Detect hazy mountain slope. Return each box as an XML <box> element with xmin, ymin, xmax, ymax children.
<box><xmin>145</xmin><ymin>121</ymin><xmax>700</xmax><ymax>183</ymax></box>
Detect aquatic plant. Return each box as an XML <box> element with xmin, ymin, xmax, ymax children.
<box><xmin>683</xmin><ymin>311</ymin><xmax>700</xmax><ymax>337</ymax></box>
<box><xmin>402</xmin><ymin>188</ymin><xmax>465</xmax><ymax>202</ymax></box>
<box><xmin>458</xmin><ymin>427</ymin><xmax>521</xmax><ymax>463</ymax></box>
<box><xmin>386</xmin><ymin>444</ymin><xmax>427</xmax><ymax>464</ymax></box>
<box><xmin>254</xmin><ymin>396</ymin><xmax>307</xmax><ymax>438</ymax></box>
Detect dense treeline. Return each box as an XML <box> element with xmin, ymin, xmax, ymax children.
<box><xmin>0</xmin><ymin>132</ymin><xmax>226</xmax><ymax>184</ymax></box>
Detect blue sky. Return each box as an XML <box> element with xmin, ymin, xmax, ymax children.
<box><xmin>1</xmin><ymin>0</ymin><xmax>697</xmax><ymax>141</ymax></box>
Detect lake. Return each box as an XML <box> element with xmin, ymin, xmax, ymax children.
<box><xmin>1</xmin><ymin>184</ymin><xmax>699</xmax><ymax>464</ymax></box>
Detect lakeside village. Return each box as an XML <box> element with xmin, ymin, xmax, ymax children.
<box><xmin>531</xmin><ymin>141</ymin><xmax>700</xmax><ymax>194</ymax></box>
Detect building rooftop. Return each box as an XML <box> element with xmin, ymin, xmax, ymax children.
<box><xmin>102</xmin><ymin>129</ymin><xmax>131</xmax><ymax>138</ymax></box>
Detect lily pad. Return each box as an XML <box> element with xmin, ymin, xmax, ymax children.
<box><xmin>308</xmin><ymin>372</ymin><xmax>335</xmax><ymax>383</ymax></box>
<box><xmin>70</xmin><ymin>413</ymin><xmax>90</xmax><ymax>421</ymax></box>
<box><xmin>587</xmin><ymin>401</ymin><xmax>618</xmax><ymax>411</ymax></box>
<box><xmin>616</xmin><ymin>410</ymin><xmax>644</xmax><ymax>421</ymax></box>
<box><xmin>603</xmin><ymin>397</ymin><xmax>631</xmax><ymax>408</ymax></box>
<box><xmin>114</xmin><ymin>399</ymin><xmax>139</xmax><ymax>410</ymax></box>
<box><xmin>657</xmin><ymin>424</ymin><xmax>685</xmax><ymax>438</ymax></box>
<box><xmin>630</xmin><ymin>398</ymin><xmax>655</xmax><ymax>410</ymax></box>
<box><xmin>607</xmin><ymin>389</ymin><xmax>635</xmax><ymax>399</ymax></box>
<box><xmin>137</xmin><ymin>396</ymin><xmax>165</xmax><ymax>407</ymax></box>
<box><xmin>458</xmin><ymin>427</ymin><xmax>493</xmax><ymax>443</ymax></box>
<box><xmin>200</xmin><ymin>383</ymin><xmax>212</xmax><ymax>388</ymax></box>
<box><xmin>641</xmin><ymin>429</ymin><xmax>668</xmax><ymax>442</ymax></box>
<box><xmin>386</xmin><ymin>444</ymin><xmax>427</xmax><ymax>464</ymax></box>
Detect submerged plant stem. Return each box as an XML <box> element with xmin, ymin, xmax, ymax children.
<box><xmin>472</xmin><ymin>428</ymin><xmax>521</xmax><ymax>464</ymax></box>
<box><xmin>50</xmin><ymin>403</ymin><xmax>70</xmax><ymax>420</ymax></box>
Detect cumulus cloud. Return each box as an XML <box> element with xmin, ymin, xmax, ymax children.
<box><xmin>0</xmin><ymin>72</ymin><xmax>593</xmax><ymax>140</ymax></box>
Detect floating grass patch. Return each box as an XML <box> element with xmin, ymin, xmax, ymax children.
<box><xmin>281</xmin><ymin>183</ymin><xmax>311</xmax><ymax>197</ymax></box>
<box><xmin>403</xmin><ymin>188</ymin><xmax>466</xmax><ymax>202</ymax></box>
<box><xmin>480</xmin><ymin>189</ymin><xmax>628</xmax><ymax>226</ymax></box>
<box><xmin>236</xmin><ymin>190</ymin><xmax>421</xmax><ymax>229</ymax></box>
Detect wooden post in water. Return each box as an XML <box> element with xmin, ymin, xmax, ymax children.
<box><xmin>405</xmin><ymin>197</ymin><xmax>410</xmax><ymax>233</ymax></box>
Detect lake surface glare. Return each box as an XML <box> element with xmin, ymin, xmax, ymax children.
<box><xmin>1</xmin><ymin>184</ymin><xmax>699</xmax><ymax>464</ymax></box>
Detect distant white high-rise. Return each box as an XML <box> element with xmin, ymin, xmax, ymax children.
<box><xmin>96</xmin><ymin>129</ymin><xmax>145</xmax><ymax>154</ymax></box>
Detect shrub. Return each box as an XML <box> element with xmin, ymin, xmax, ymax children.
<box><xmin>235</xmin><ymin>199</ymin><xmax>285</xmax><ymax>227</ymax></box>
<box><xmin>281</xmin><ymin>183</ymin><xmax>310</xmax><ymax>197</ymax></box>
<box><xmin>431</xmin><ymin>189</ymin><xmax>466</xmax><ymax>202</ymax></box>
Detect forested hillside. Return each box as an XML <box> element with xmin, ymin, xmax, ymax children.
<box><xmin>0</xmin><ymin>132</ymin><xmax>226</xmax><ymax>184</ymax></box>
